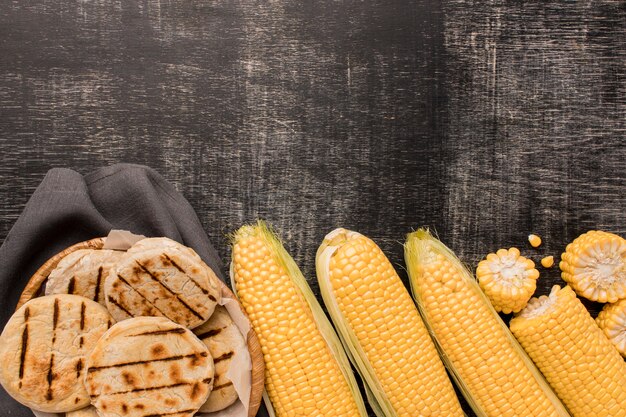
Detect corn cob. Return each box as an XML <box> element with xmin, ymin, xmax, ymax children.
<box><xmin>231</xmin><ymin>222</ymin><xmax>367</xmax><ymax>417</ymax></box>
<box><xmin>476</xmin><ymin>247</ymin><xmax>539</xmax><ymax>314</ymax></box>
<box><xmin>559</xmin><ymin>230</ymin><xmax>626</xmax><ymax>302</ymax></box>
<box><xmin>596</xmin><ymin>298</ymin><xmax>626</xmax><ymax>357</ymax></box>
<box><xmin>405</xmin><ymin>229</ymin><xmax>570</xmax><ymax>417</ymax></box>
<box><xmin>510</xmin><ymin>285</ymin><xmax>626</xmax><ymax>417</ymax></box>
<box><xmin>316</xmin><ymin>229</ymin><xmax>463</xmax><ymax>417</ymax></box>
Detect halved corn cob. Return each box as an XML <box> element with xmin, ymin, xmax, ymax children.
<box><xmin>476</xmin><ymin>247</ymin><xmax>539</xmax><ymax>314</ymax></box>
<box><xmin>510</xmin><ymin>285</ymin><xmax>626</xmax><ymax>417</ymax></box>
<box><xmin>231</xmin><ymin>222</ymin><xmax>367</xmax><ymax>417</ymax></box>
<box><xmin>559</xmin><ymin>230</ymin><xmax>626</xmax><ymax>302</ymax></box>
<box><xmin>405</xmin><ymin>229</ymin><xmax>570</xmax><ymax>417</ymax></box>
<box><xmin>316</xmin><ymin>229</ymin><xmax>463</xmax><ymax>417</ymax></box>
<box><xmin>596</xmin><ymin>298</ymin><xmax>626</xmax><ymax>357</ymax></box>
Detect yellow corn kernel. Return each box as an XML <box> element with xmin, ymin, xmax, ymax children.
<box><xmin>528</xmin><ymin>234</ymin><xmax>542</xmax><ymax>248</ymax></box>
<box><xmin>596</xmin><ymin>298</ymin><xmax>626</xmax><ymax>357</ymax></box>
<box><xmin>559</xmin><ymin>230</ymin><xmax>626</xmax><ymax>302</ymax></box>
<box><xmin>317</xmin><ymin>229</ymin><xmax>463</xmax><ymax>417</ymax></box>
<box><xmin>541</xmin><ymin>256</ymin><xmax>554</xmax><ymax>268</ymax></box>
<box><xmin>231</xmin><ymin>222</ymin><xmax>367</xmax><ymax>417</ymax></box>
<box><xmin>405</xmin><ymin>229</ymin><xmax>569</xmax><ymax>417</ymax></box>
<box><xmin>476</xmin><ymin>248</ymin><xmax>539</xmax><ymax>314</ymax></box>
<box><xmin>510</xmin><ymin>285</ymin><xmax>626</xmax><ymax>417</ymax></box>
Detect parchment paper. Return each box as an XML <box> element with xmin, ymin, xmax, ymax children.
<box><xmin>101</xmin><ymin>229</ymin><xmax>145</xmax><ymax>250</ymax></box>
<box><xmin>197</xmin><ymin>293</ymin><xmax>252</xmax><ymax>417</ymax></box>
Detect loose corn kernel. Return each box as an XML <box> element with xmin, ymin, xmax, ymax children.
<box><xmin>232</xmin><ymin>222</ymin><xmax>366</xmax><ymax>417</ymax></box>
<box><xmin>559</xmin><ymin>230</ymin><xmax>626</xmax><ymax>302</ymax></box>
<box><xmin>596</xmin><ymin>298</ymin><xmax>626</xmax><ymax>357</ymax></box>
<box><xmin>405</xmin><ymin>230</ymin><xmax>569</xmax><ymax>417</ymax></box>
<box><xmin>317</xmin><ymin>229</ymin><xmax>463</xmax><ymax>417</ymax></box>
<box><xmin>541</xmin><ymin>256</ymin><xmax>554</xmax><ymax>268</ymax></box>
<box><xmin>476</xmin><ymin>248</ymin><xmax>539</xmax><ymax>314</ymax></box>
<box><xmin>528</xmin><ymin>234</ymin><xmax>542</xmax><ymax>248</ymax></box>
<box><xmin>511</xmin><ymin>285</ymin><xmax>626</xmax><ymax>417</ymax></box>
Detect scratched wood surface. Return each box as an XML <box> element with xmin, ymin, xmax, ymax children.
<box><xmin>0</xmin><ymin>0</ymin><xmax>624</xmax><ymax>416</ymax></box>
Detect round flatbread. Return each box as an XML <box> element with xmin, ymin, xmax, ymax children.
<box><xmin>86</xmin><ymin>317</ymin><xmax>214</xmax><ymax>417</ymax></box>
<box><xmin>104</xmin><ymin>248</ymin><xmax>221</xmax><ymax>328</ymax></box>
<box><xmin>194</xmin><ymin>306</ymin><xmax>247</xmax><ymax>412</ymax></box>
<box><xmin>127</xmin><ymin>237</ymin><xmax>202</xmax><ymax>262</ymax></box>
<box><xmin>0</xmin><ymin>295</ymin><xmax>112</xmax><ymax>413</ymax></box>
<box><xmin>45</xmin><ymin>249</ymin><xmax>124</xmax><ymax>306</ymax></box>
<box><xmin>66</xmin><ymin>406</ymin><xmax>99</xmax><ymax>417</ymax></box>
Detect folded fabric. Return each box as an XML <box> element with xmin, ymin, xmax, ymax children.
<box><xmin>0</xmin><ymin>163</ymin><xmax>267</xmax><ymax>417</ymax></box>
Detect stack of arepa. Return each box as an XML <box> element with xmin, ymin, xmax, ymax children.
<box><xmin>0</xmin><ymin>237</ymin><xmax>250</xmax><ymax>417</ymax></box>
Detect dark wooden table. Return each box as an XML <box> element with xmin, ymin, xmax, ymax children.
<box><xmin>1</xmin><ymin>1</ymin><xmax>624</xmax><ymax>416</ymax></box>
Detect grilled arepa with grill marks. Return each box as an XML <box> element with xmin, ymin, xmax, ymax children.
<box><xmin>104</xmin><ymin>247</ymin><xmax>221</xmax><ymax>328</ymax></box>
<box><xmin>86</xmin><ymin>316</ymin><xmax>214</xmax><ymax>417</ymax></box>
<box><xmin>0</xmin><ymin>295</ymin><xmax>112</xmax><ymax>413</ymax></box>
<box><xmin>195</xmin><ymin>305</ymin><xmax>248</xmax><ymax>412</ymax></box>
<box><xmin>45</xmin><ymin>249</ymin><xmax>124</xmax><ymax>306</ymax></box>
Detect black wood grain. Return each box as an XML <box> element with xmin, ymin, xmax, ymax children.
<box><xmin>0</xmin><ymin>0</ymin><xmax>624</xmax><ymax>416</ymax></box>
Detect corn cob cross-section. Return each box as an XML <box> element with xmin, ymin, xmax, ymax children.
<box><xmin>476</xmin><ymin>247</ymin><xmax>539</xmax><ymax>314</ymax></box>
<box><xmin>231</xmin><ymin>222</ymin><xmax>367</xmax><ymax>417</ymax></box>
<box><xmin>405</xmin><ymin>229</ymin><xmax>570</xmax><ymax>417</ymax></box>
<box><xmin>560</xmin><ymin>230</ymin><xmax>626</xmax><ymax>303</ymax></box>
<box><xmin>316</xmin><ymin>229</ymin><xmax>463</xmax><ymax>417</ymax></box>
<box><xmin>510</xmin><ymin>285</ymin><xmax>626</xmax><ymax>417</ymax></box>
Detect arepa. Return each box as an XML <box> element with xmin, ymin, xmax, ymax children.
<box><xmin>104</xmin><ymin>247</ymin><xmax>221</xmax><ymax>328</ymax></box>
<box><xmin>45</xmin><ymin>249</ymin><xmax>124</xmax><ymax>306</ymax></box>
<box><xmin>86</xmin><ymin>316</ymin><xmax>214</xmax><ymax>417</ymax></box>
<box><xmin>194</xmin><ymin>305</ymin><xmax>247</xmax><ymax>412</ymax></box>
<box><xmin>0</xmin><ymin>295</ymin><xmax>112</xmax><ymax>413</ymax></box>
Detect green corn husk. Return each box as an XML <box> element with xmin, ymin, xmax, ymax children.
<box><xmin>229</xmin><ymin>221</ymin><xmax>368</xmax><ymax>417</ymax></box>
<box><xmin>404</xmin><ymin>229</ymin><xmax>571</xmax><ymax>417</ymax></box>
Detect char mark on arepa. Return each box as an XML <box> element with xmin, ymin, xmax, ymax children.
<box><xmin>94</xmin><ymin>266</ymin><xmax>103</xmax><ymax>301</ymax></box>
<box><xmin>18</xmin><ymin>307</ymin><xmax>30</xmax><ymax>382</ymax></box>
<box><xmin>76</xmin><ymin>359</ymin><xmax>83</xmax><ymax>378</ymax></box>
<box><xmin>46</xmin><ymin>354</ymin><xmax>55</xmax><ymax>401</ymax></box>
<box><xmin>52</xmin><ymin>298</ymin><xmax>59</xmax><ymax>331</ymax></box>
<box><xmin>116</xmin><ymin>274</ymin><xmax>168</xmax><ymax>317</ymax></box>
<box><xmin>195</xmin><ymin>326</ymin><xmax>224</xmax><ymax>340</ymax></box>
<box><xmin>212</xmin><ymin>381</ymin><xmax>234</xmax><ymax>391</ymax></box>
<box><xmin>214</xmin><ymin>351</ymin><xmax>234</xmax><ymax>363</ymax></box>
<box><xmin>127</xmin><ymin>328</ymin><xmax>186</xmax><ymax>337</ymax></box>
<box><xmin>107</xmin><ymin>295</ymin><xmax>133</xmax><ymax>318</ymax></box>
<box><xmin>80</xmin><ymin>301</ymin><xmax>86</xmax><ymax>330</ymax></box>
<box><xmin>88</xmin><ymin>351</ymin><xmax>208</xmax><ymax>373</ymax></box>
<box><xmin>162</xmin><ymin>253</ymin><xmax>210</xmax><ymax>295</ymax></box>
<box><xmin>91</xmin><ymin>381</ymin><xmax>194</xmax><ymax>398</ymax></box>
<box><xmin>67</xmin><ymin>276</ymin><xmax>75</xmax><ymax>294</ymax></box>
<box><xmin>134</xmin><ymin>261</ymin><xmax>204</xmax><ymax>320</ymax></box>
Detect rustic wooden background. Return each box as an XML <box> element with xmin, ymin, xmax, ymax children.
<box><xmin>0</xmin><ymin>0</ymin><xmax>624</xmax><ymax>416</ymax></box>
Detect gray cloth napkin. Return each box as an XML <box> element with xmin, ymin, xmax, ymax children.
<box><xmin>0</xmin><ymin>163</ymin><xmax>267</xmax><ymax>417</ymax></box>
